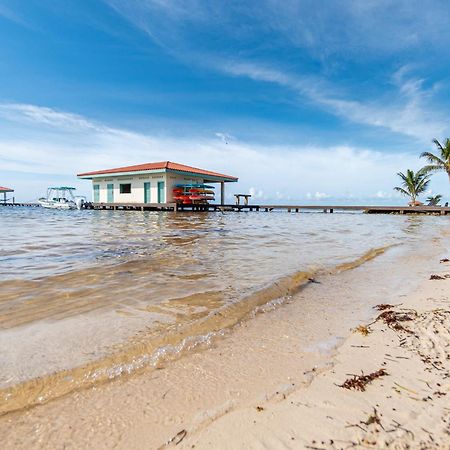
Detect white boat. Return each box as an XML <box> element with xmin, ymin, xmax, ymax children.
<box><xmin>38</xmin><ymin>187</ymin><xmax>85</xmax><ymax>210</ymax></box>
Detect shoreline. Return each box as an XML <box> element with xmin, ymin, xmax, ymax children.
<box><xmin>179</xmin><ymin>265</ymin><xmax>450</xmax><ymax>449</ymax></box>
<box><xmin>1</xmin><ymin>239</ymin><xmax>448</xmax><ymax>449</ymax></box>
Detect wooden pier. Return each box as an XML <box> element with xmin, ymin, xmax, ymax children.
<box><xmin>0</xmin><ymin>202</ymin><xmax>40</xmax><ymax>207</ymax></box>
<box><xmin>85</xmin><ymin>203</ymin><xmax>450</xmax><ymax>215</ymax></box>
<box><xmin>1</xmin><ymin>202</ymin><xmax>449</xmax><ymax>215</ymax></box>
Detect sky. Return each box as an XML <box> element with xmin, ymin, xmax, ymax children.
<box><xmin>1</xmin><ymin>0</ymin><xmax>450</xmax><ymax>203</ymax></box>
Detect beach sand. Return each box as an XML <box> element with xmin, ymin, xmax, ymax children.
<box><xmin>179</xmin><ymin>267</ymin><xmax>450</xmax><ymax>450</ymax></box>
<box><xmin>1</xmin><ymin>252</ymin><xmax>449</xmax><ymax>449</ymax></box>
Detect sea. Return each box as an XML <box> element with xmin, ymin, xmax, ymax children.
<box><xmin>0</xmin><ymin>206</ymin><xmax>447</xmax><ymax>416</ymax></box>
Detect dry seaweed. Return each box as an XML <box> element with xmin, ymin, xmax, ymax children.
<box><xmin>375</xmin><ymin>309</ymin><xmax>417</xmax><ymax>332</ymax></box>
<box><xmin>374</xmin><ymin>304</ymin><xmax>395</xmax><ymax>311</ymax></box>
<box><xmin>339</xmin><ymin>369</ymin><xmax>388</xmax><ymax>391</ymax></box>
<box><xmin>430</xmin><ymin>274</ymin><xmax>450</xmax><ymax>280</ymax></box>
<box><xmin>354</xmin><ymin>325</ymin><xmax>371</xmax><ymax>336</ymax></box>
<box><xmin>362</xmin><ymin>408</ymin><xmax>383</xmax><ymax>428</ymax></box>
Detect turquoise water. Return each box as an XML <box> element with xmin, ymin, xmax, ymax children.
<box><xmin>0</xmin><ymin>206</ymin><xmax>446</xmax><ymax>414</ymax></box>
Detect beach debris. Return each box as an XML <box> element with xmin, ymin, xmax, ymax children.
<box><xmin>394</xmin><ymin>381</ymin><xmax>418</xmax><ymax>395</ymax></box>
<box><xmin>439</xmin><ymin>258</ymin><xmax>449</xmax><ymax>263</ymax></box>
<box><xmin>373</xmin><ymin>303</ymin><xmax>395</xmax><ymax>311</ymax></box>
<box><xmin>430</xmin><ymin>273</ymin><xmax>450</xmax><ymax>280</ymax></box>
<box><xmin>339</xmin><ymin>369</ymin><xmax>388</xmax><ymax>391</ymax></box>
<box><xmin>308</xmin><ymin>277</ymin><xmax>321</xmax><ymax>284</ymax></box>
<box><xmin>256</xmin><ymin>406</ymin><xmax>265</xmax><ymax>412</ymax></box>
<box><xmin>362</xmin><ymin>408</ymin><xmax>383</xmax><ymax>428</ymax></box>
<box><xmin>354</xmin><ymin>325</ymin><xmax>371</xmax><ymax>336</ymax></box>
<box><xmin>166</xmin><ymin>430</ymin><xmax>187</xmax><ymax>446</ymax></box>
<box><xmin>375</xmin><ymin>309</ymin><xmax>417</xmax><ymax>332</ymax></box>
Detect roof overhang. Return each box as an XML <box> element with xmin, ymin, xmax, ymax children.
<box><xmin>78</xmin><ymin>168</ymin><xmax>238</xmax><ymax>183</ymax></box>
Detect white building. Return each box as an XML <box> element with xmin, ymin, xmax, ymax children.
<box><xmin>77</xmin><ymin>161</ymin><xmax>238</xmax><ymax>205</ymax></box>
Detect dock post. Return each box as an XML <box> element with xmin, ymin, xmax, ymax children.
<box><xmin>220</xmin><ymin>182</ymin><xmax>225</xmax><ymax>206</ymax></box>
<box><xmin>295</xmin><ymin>208</ymin><xmax>299</xmax><ymax>213</ymax></box>
<box><xmin>330</xmin><ymin>208</ymin><xmax>334</xmax><ymax>213</ymax></box>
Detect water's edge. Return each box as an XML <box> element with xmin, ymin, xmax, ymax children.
<box><xmin>0</xmin><ymin>245</ymin><xmax>391</xmax><ymax>416</ymax></box>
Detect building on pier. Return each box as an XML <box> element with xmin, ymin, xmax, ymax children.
<box><xmin>0</xmin><ymin>186</ymin><xmax>14</xmax><ymax>204</ymax></box>
<box><xmin>77</xmin><ymin>161</ymin><xmax>238</xmax><ymax>205</ymax></box>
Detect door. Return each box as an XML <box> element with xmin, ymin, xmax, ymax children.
<box><xmin>93</xmin><ymin>185</ymin><xmax>100</xmax><ymax>203</ymax></box>
<box><xmin>144</xmin><ymin>182</ymin><xmax>151</xmax><ymax>203</ymax></box>
<box><xmin>107</xmin><ymin>183</ymin><xmax>114</xmax><ymax>203</ymax></box>
<box><xmin>157</xmin><ymin>181</ymin><xmax>165</xmax><ymax>203</ymax></box>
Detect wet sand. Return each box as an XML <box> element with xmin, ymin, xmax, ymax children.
<box><xmin>1</xmin><ymin>235</ymin><xmax>448</xmax><ymax>449</ymax></box>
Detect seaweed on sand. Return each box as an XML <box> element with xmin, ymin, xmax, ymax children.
<box><xmin>430</xmin><ymin>274</ymin><xmax>450</xmax><ymax>280</ymax></box>
<box><xmin>339</xmin><ymin>369</ymin><xmax>388</xmax><ymax>392</ymax></box>
<box><xmin>373</xmin><ymin>304</ymin><xmax>395</xmax><ymax>311</ymax></box>
<box><xmin>375</xmin><ymin>309</ymin><xmax>417</xmax><ymax>332</ymax></box>
<box><xmin>354</xmin><ymin>325</ymin><xmax>371</xmax><ymax>336</ymax></box>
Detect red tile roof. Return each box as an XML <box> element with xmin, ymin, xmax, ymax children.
<box><xmin>0</xmin><ymin>186</ymin><xmax>14</xmax><ymax>192</ymax></box>
<box><xmin>77</xmin><ymin>161</ymin><xmax>238</xmax><ymax>181</ymax></box>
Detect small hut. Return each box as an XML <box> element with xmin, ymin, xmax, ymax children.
<box><xmin>0</xmin><ymin>186</ymin><xmax>14</xmax><ymax>204</ymax></box>
<box><xmin>77</xmin><ymin>161</ymin><xmax>238</xmax><ymax>205</ymax></box>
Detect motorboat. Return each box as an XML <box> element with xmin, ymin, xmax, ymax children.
<box><xmin>38</xmin><ymin>187</ymin><xmax>85</xmax><ymax>210</ymax></box>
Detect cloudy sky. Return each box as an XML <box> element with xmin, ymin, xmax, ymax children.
<box><xmin>1</xmin><ymin>0</ymin><xmax>450</xmax><ymax>202</ymax></box>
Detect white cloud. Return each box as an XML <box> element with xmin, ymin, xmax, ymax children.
<box><xmin>103</xmin><ymin>1</ymin><xmax>450</xmax><ymax>143</ymax></box>
<box><xmin>248</xmin><ymin>187</ymin><xmax>264</xmax><ymax>199</ymax></box>
<box><xmin>306</xmin><ymin>191</ymin><xmax>331</xmax><ymax>200</ymax></box>
<box><xmin>1</xmin><ymin>103</ymin><xmax>448</xmax><ymax>203</ymax></box>
<box><xmin>220</xmin><ymin>61</ymin><xmax>449</xmax><ymax>142</ymax></box>
<box><xmin>215</xmin><ymin>132</ymin><xmax>234</xmax><ymax>144</ymax></box>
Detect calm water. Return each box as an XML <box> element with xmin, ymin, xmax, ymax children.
<box><xmin>0</xmin><ymin>207</ymin><xmax>446</xmax><ymax>414</ymax></box>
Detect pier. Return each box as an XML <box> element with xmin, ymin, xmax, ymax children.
<box><xmin>84</xmin><ymin>203</ymin><xmax>450</xmax><ymax>215</ymax></box>
<box><xmin>0</xmin><ymin>202</ymin><xmax>41</xmax><ymax>207</ymax></box>
<box><xmin>1</xmin><ymin>202</ymin><xmax>449</xmax><ymax>214</ymax></box>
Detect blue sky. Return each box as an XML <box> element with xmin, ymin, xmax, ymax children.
<box><xmin>1</xmin><ymin>0</ymin><xmax>450</xmax><ymax>203</ymax></box>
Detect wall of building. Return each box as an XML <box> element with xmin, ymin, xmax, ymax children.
<box><xmin>90</xmin><ymin>172</ymin><xmax>223</xmax><ymax>204</ymax></box>
<box><xmin>92</xmin><ymin>173</ymin><xmax>167</xmax><ymax>203</ymax></box>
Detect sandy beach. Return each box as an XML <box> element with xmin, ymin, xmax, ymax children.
<box><xmin>178</xmin><ymin>265</ymin><xmax>450</xmax><ymax>450</ymax></box>
<box><xmin>1</xmin><ymin>230</ymin><xmax>449</xmax><ymax>450</ymax></box>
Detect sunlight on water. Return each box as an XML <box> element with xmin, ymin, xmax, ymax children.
<box><xmin>0</xmin><ymin>207</ymin><xmax>445</xmax><ymax>414</ymax></box>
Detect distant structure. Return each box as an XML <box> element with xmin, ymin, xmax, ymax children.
<box><xmin>77</xmin><ymin>161</ymin><xmax>238</xmax><ymax>205</ymax></box>
<box><xmin>0</xmin><ymin>186</ymin><xmax>14</xmax><ymax>204</ymax></box>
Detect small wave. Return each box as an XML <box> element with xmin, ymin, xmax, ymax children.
<box><xmin>0</xmin><ymin>246</ymin><xmax>391</xmax><ymax>416</ymax></box>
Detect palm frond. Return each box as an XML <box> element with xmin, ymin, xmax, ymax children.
<box><xmin>420</xmin><ymin>152</ymin><xmax>445</xmax><ymax>166</ymax></box>
<box><xmin>432</xmin><ymin>138</ymin><xmax>444</xmax><ymax>153</ymax></box>
<box><xmin>393</xmin><ymin>187</ymin><xmax>409</xmax><ymax>197</ymax></box>
<box><xmin>421</xmin><ymin>164</ymin><xmax>443</xmax><ymax>174</ymax></box>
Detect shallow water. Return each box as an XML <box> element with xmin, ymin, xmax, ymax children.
<box><xmin>0</xmin><ymin>207</ymin><xmax>446</xmax><ymax>414</ymax></box>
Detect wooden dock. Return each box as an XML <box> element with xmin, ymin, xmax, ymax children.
<box><xmin>85</xmin><ymin>203</ymin><xmax>450</xmax><ymax>215</ymax></box>
<box><xmin>1</xmin><ymin>202</ymin><xmax>449</xmax><ymax>215</ymax></box>
<box><xmin>0</xmin><ymin>202</ymin><xmax>40</xmax><ymax>207</ymax></box>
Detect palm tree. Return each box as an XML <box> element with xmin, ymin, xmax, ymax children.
<box><xmin>394</xmin><ymin>169</ymin><xmax>431</xmax><ymax>205</ymax></box>
<box><xmin>426</xmin><ymin>194</ymin><xmax>442</xmax><ymax>206</ymax></box>
<box><xmin>420</xmin><ymin>138</ymin><xmax>450</xmax><ymax>182</ymax></box>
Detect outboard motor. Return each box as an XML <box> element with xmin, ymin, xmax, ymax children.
<box><xmin>75</xmin><ymin>197</ymin><xmax>85</xmax><ymax>210</ymax></box>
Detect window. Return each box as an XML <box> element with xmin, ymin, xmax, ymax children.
<box><xmin>93</xmin><ymin>185</ymin><xmax>100</xmax><ymax>202</ymax></box>
<box><xmin>120</xmin><ymin>183</ymin><xmax>132</xmax><ymax>194</ymax></box>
